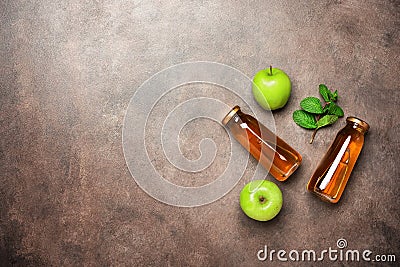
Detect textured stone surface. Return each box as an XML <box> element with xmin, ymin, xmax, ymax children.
<box><xmin>1</xmin><ymin>0</ymin><xmax>399</xmax><ymax>266</ymax></box>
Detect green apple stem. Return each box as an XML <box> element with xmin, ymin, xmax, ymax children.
<box><xmin>259</xmin><ymin>195</ymin><xmax>267</xmax><ymax>204</ymax></box>
<box><xmin>269</xmin><ymin>65</ymin><xmax>273</xmax><ymax>76</ymax></box>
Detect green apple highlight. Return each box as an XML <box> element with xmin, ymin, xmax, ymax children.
<box><xmin>240</xmin><ymin>180</ymin><xmax>283</xmax><ymax>221</ymax></box>
<box><xmin>252</xmin><ymin>66</ymin><xmax>291</xmax><ymax>110</ymax></box>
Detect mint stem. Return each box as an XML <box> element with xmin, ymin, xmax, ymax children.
<box><xmin>311</xmin><ymin>101</ymin><xmax>330</xmax><ymax>143</ymax></box>
<box><xmin>316</xmin><ymin>102</ymin><xmax>330</xmax><ymax>121</ymax></box>
<box><xmin>310</xmin><ymin>128</ymin><xmax>318</xmax><ymax>144</ymax></box>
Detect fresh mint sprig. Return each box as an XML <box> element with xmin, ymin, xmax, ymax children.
<box><xmin>293</xmin><ymin>84</ymin><xmax>344</xmax><ymax>143</ymax></box>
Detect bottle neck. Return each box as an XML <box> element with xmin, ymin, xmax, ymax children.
<box><xmin>226</xmin><ymin>112</ymin><xmax>242</xmax><ymax>128</ymax></box>
<box><xmin>346</xmin><ymin>117</ymin><xmax>369</xmax><ymax>134</ymax></box>
<box><xmin>222</xmin><ymin>106</ymin><xmax>241</xmax><ymax>126</ymax></box>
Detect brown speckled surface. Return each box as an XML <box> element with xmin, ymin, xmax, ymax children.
<box><xmin>1</xmin><ymin>0</ymin><xmax>399</xmax><ymax>266</ymax></box>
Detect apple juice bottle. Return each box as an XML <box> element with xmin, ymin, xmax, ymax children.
<box><xmin>222</xmin><ymin>106</ymin><xmax>302</xmax><ymax>181</ymax></box>
<box><xmin>307</xmin><ymin>117</ymin><xmax>369</xmax><ymax>203</ymax></box>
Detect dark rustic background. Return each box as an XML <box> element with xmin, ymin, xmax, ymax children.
<box><xmin>1</xmin><ymin>0</ymin><xmax>399</xmax><ymax>266</ymax></box>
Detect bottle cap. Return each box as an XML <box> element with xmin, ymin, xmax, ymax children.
<box><xmin>346</xmin><ymin>117</ymin><xmax>370</xmax><ymax>132</ymax></box>
<box><xmin>222</xmin><ymin>106</ymin><xmax>240</xmax><ymax>125</ymax></box>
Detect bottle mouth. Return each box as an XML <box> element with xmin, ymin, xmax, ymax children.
<box><xmin>222</xmin><ymin>105</ymin><xmax>240</xmax><ymax>125</ymax></box>
<box><xmin>346</xmin><ymin>117</ymin><xmax>370</xmax><ymax>132</ymax></box>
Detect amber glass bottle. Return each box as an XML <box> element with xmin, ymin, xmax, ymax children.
<box><xmin>222</xmin><ymin>106</ymin><xmax>302</xmax><ymax>181</ymax></box>
<box><xmin>307</xmin><ymin>117</ymin><xmax>369</xmax><ymax>203</ymax></box>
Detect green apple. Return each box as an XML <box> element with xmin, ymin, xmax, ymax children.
<box><xmin>240</xmin><ymin>180</ymin><xmax>283</xmax><ymax>221</ymax></box>
<box><xmin>252</xmin><ymin>66</ymin><xmax>291</xmax><ymax>110</ymax></box>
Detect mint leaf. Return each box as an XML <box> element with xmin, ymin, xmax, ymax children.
<box><xmin>328</xmin><ymin>90</ymin><xmax>338</xmax><ymax>102</ymax></box>
<box><xmin>320</xmin><ymin>84</ymin><xmax>338</xmax><ymax>102</ymax></box>
<box><xmin>319</xmin><ymin>84</ymin><xmax>330</xmax><ymax>102</ymax></box>
<box><xmin>326</xmin><ymin>103</ymin><xmax>344</xmax><ymax>117</ymax></box>
<box><xmin>293</xmin><ymin>84</ymin><xmax>344</xmax><ymax>144</ymax></box>
<box><xmin>293</xmin><ymin>110</ymin><xmax>317</xmax><ymax>129</ymax></box>
<box><xmin>332</xmin><ymin>90</ymin><xmax>338</xmax><ymax>101</ymax></box>
<box><xmin>300</xmin><ymin>97</ymin><xmax>324</xmax><ymax>114</ymax></box>
<box><xmin>316</xmin><ymin>115</ymin><xmax>338</xmax><ymax>129</ymax></box>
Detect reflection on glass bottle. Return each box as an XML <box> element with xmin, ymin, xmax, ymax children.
<box><xmin>222</xmin><ymin>106</ymin><xmax>302</xmax><ymax>181</ymax></box>
<box><xmin>307</xmin><ymin>117</ymin><xmax>369</xmax><ymax>203</ymax></box>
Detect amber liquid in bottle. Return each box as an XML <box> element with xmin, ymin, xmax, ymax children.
<box><xmin>307</xmin><ymin>117</ymin><xmax>369</xmax><ymax>203</ymax></box>
<box><xmin>222</xmin><ymin>106</ymin><xmax>302</xmax><ymax>181</ymax></box>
